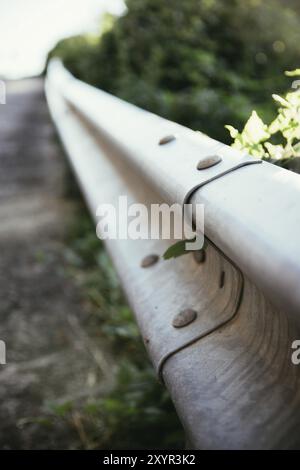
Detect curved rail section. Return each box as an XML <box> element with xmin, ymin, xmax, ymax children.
<box><xmin>46</xmin><ymin>59</ymin><xmax>300</xmax><ymax>449</ymax></box>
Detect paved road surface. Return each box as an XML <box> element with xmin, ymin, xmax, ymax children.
<box><xmin>0</xmin><ymin>78</ymin><xmax>113</xmax><ymax>449</ymax></box>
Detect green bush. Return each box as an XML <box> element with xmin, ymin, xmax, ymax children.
<box><xmin>226</xmin><ymin>69</ymin><xmax>300</xmax><ymax>169</ymax></box>
<box><xmin>50</xmin><ymin>0</ymin><xmax>300</xmax><ymax>143</ymax></box>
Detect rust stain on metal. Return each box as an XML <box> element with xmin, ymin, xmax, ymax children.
<box><xmin>159</xmin><ymin>134</ymin><xmax>176</xmax><ymax>146</ymax></box>
<box><xmin>172</xmin><ymin>309</ymin><xmax>198</xmax><ymax>328</ymax></box>
<box><xmin>197</xmin><ymin>155</ymin><xmax>222</xmax><ymax>170</ymax></box>
<box><xmin>141</xmin><ymin>254</ymin><xmax>159</xmax><ymax>268</ymax></box>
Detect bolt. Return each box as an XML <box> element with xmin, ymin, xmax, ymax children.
<box><xmin>159</xmin><ymin>134</ymin><xmax>176</xmax><ymax>145</ymax></box>
<box><xmin>141</xmin><ymin>254</ymin><xmax>159</xmax><ymax>268</ymax></box>
<box><xmin>219</xmin><ymin>270</ymin><xmax>225</xmax><ymax>288</ymax></box>
<box><xmin>197</xmin><ymin>155</ymin><xmax>222</xmax><ymax>170</ymax></box>
<box><xmin>172</xmin><ymin>308</ymin><xmax>198</xmax><ymax>328</ymax></box>
<box><xmin>193</xmin><ymin>250</ymin><xmax>206</xmax><ymax>264</ymax></box>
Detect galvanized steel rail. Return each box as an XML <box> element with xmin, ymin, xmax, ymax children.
<box><xmin>46</xmin><ymin>59</ymin><xmax>300</xmax><ymax>449</ymax></box>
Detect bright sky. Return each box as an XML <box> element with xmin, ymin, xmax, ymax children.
<box><xmin>0</xmin><ymin>0</ymin><xmax>125</xmax><ymax>78</ymax></box>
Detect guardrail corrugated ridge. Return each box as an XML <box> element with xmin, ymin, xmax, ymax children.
<box><xmin>45</xmin><ymin>59</ymin><xmax>300</xmax><ymax>449</ymax></box>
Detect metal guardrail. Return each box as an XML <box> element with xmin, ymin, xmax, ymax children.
<box><xmin>46</xmin><ymin>59</ymin><xmax>300</xmax><ymax>449</ymax></box>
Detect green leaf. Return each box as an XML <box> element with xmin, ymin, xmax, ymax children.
<box><xmin>272</xmin><ymin>94</ymin><xmax>291</xmax><ymax>108</ymax></box>
<box><xmin>163</xmin><ymin>239</ymin><xmax>194</xmax><ymax>260</ymax></box>
<box><xmin>163</xmin><ymin>239</ymin><xmax>208</xmax><ymax>260</ymax></box>
<box><xmin>243</xmin><ymin>111</ymin><xmax>270</xmax><ymax>144</ymax></box>
<box><xmin>264</xmin><ymin>142</ymin><xmax>284</xmax><ymax>159</ymax></box>
<box><xmin>285</xmin><ymin>69</ymin><xmax>300</xmax><ymax>77</ymax></box>
<box><xmin>225</xmin><ymin>124</ymin><xmax>239</xmax><ymax>139</ymax></box>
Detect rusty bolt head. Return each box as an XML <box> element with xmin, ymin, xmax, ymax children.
<box><xmin>197</xmin><ymin>155</ymin><xmax>222</xmax><ymax>170</ymax></box>
<box><xmin>141</xmin><ymin>254</ymin><xmax>159</xmax><ymax>268</ymax></box>
<box><xmin>172</xmin><ymin>308</ymin><xmax>198</xmax><ymax>328</ymax></box>
<box><xmin>193</xmin><ymin>250</ymin><xmax>206</xmax><ymax>264</ymax></box>
<box><xmin>159</xmin><ymin>134</ymin><xmax>176</xmax><ymax>145</ymax></box>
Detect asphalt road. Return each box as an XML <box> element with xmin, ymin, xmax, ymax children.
<box><xmin>0</xmin><ymin>78</ymin><xmax>113</xmax><ymax>449</ymax></box>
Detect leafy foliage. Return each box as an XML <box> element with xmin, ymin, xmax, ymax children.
<box><xmin>49</xmin><ymin>0</ymin><xmax>300</xmax><ymax>143</ymax></box>
<box><xmin>226</xmin><ymin>70</ymin><xmax>300</xmax><ymax>166</ymax></box>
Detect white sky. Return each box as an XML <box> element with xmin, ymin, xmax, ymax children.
<box><xmin>0</xmin><ymin>0</ymin><xmax>125</xmax><ymax>78</ymax></box>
